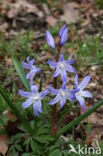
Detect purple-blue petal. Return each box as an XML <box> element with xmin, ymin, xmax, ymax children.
<box><xmin>60</xmin><ymin>98</ymin><xmax>66</xmax><ymax>109</ymax></box>
<box><xmin>27</xmin><ymin>56</ymin><xmax>30</xmax><ymax>62</ymax></box>
<box><xmin>65</xmin><ymin>64</ymin><xmax>76</xmax><ymax>73</ymax></box>
<box><xmin>31</xmin><ymin>85</ymin><xmax>38</xmax><ymax>93</ymax></box>
<box><xmin>49</xmin><ymin>85</ymin><xmax>58</xmax><ymax>95</ymax></box>
<box><xmin>59</xmin><ymin>54</ymin><xmax>64</xmax><ymax>62</ymax></box>
<box><xmin>76</xmin><ymin>95</ymin><xmax>86</xmax><ymax>110</ymax></box>
<box><xmin>74</xmin><ymin>74</ymin><xmax>78</xmax><ymax>88</ymax></box>
<box><xmin>22</xmin><ymin>61</ymin><xmax>31</xmax><ymax>69</ymax></box>
<box><xmin>22</xmin><ymin>98</ymin><xmax>33</xmax><ymax>109</ymax></box>
<box><xmin>49</xmin><ymin>94</ymin><xmax>60</xmax><ymax>105</ymax></box>
<box><xmin>61</xmin><ymin>70</ymin><xmax>67</xmax><ymax>82</ymax></box>
<box><xmin>79</xmin><ymin>75</ymin><xmax>90</xmax><ymax>91</ymax></box>
<box><xmin>45</xmin><ymin>30</ymin><xmax>55</xmax><ymax>49</ymax></box>
<box><xmin>66</xmin><ymin>59</ymin><xmax>75</xmax><ymax>64</ymax></box>
<box><xmin>40</xmin><ymin>89</ymin><xmax>49</xmax><ymax>98</ymax></box>
<box><xmin>29</xmin><ymin>59</ymin><xmax>35</xmax><ymax>65</ymax></box>
<box><xmin>80</xmin><ymin>91</ymin><xmax>93</xmax><ymax>98</ymax></box>
<box><xmin>48</xmin><ymin>60</ymin><xmax>57</xmax><ymax>68</ymax></box>
<box><xmin>53</xmin><ymin>68</ymin><xmax>60</xmax><ymax>78</ymax></box>
<box><xmin>62</xmin><ymin>82</ymin><xmax>67</xmax><ymax>90</ymax></box>
<box><xmin>60</xmin><ymin>26</ymin><xmax>68</xmax><ymax>46</ymax></box>
<box><xmin>33</xmin><ymin>101</ymin><xmax>42</xmax><ymax>116</ymax></box>
<box><xmin>26</xmin><ymin>70</ymin><xmax>36</xmax><ymax>80</ymax></box>
<box><xmin>35</xmin><ymin>68</ymin><xmax>41</xmax><ymax>73</ymax></box>
<box><xmin>18</xmin><ymin>89</ymin><xmax>31</xmax><ymax>98</ymax></box>
<box><xmin>66</xmin><ymin>90</ymin><xmax>75</xmax><ymax>102</ymax></box>
<box><xmin>59</xmin><ymin>24</ymin><xmax>67</xmax><ymax>38</ymax></box>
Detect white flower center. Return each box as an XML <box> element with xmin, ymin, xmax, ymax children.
<box><xmin>59</xmin><ymin>63</ymin><xmax>64</xmax><ymax>69</ymax></box>
<box><xmin>33</xmin><ymin>95</ymin><xmax>40</xmax><ymax>101</ymax></box>
<box><xmin>61</xmin><ymin>91</ymin><xmax>66</xmax><ymax>97</ymax></box>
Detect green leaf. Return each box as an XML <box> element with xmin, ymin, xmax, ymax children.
<box><xmin>15</xmin><ymin>144</ymin><xmax>23</xmax><ymax>152</ymax></box>
<box><xmin>34</xmin><ymin>135</ymin><xmax>54</xmax><ymax>144</ymax></box>
<box><xmin>56</xmin><ymin>99</ymin><xmax>103</xmax><ymax>138</ymax></box>
<box><xmin>62</xmin><ymin>151</ymin><xmax>68</xmax><ymax>156</ymax></box>
<box><xmin>21</xmin><ymin>153</ymin><xmax>37</xmax><ymax>156</ymax></box>
<box><xmin>30</xmin><ymin>139</ymin><xmax>42</xmax><ymax>154</ymax></box>
<box><xmin>0</xmin><ymin>84</ymin><xmax>33</xmax><ymax>135</ymax></box>
<box><xmin>49</xmin><ymin>149</ymin><xmax>62</xmax><ymax>156</ymax></box>
<box><xmin>12</xmin><ymin>56</ymin><xmax>30</xmax><ymax>91</ymax></box>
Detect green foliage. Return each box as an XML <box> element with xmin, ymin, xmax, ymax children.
<box><xmin>12</xmin><ymin>57</ymin><xmax>30</xmax><ymax>91</ymax></box>
<box><xmin>77</xmin><ymin>36</ymin><xmax>103</xmax><ymax>65</ymax></box>
<box><xmin>96</xmin><ymin>0</ymin><xmax>103</xmax><ymax>9</ymax></box>
<box><xmin>0</xmin><ymin>94</ymin><xmax>8</xmax><ymax>113</ymax></box>
<box><xmin>0</xmin><ymin>84</ymin><xmax>33</xmax><ymax>135</ymax></box>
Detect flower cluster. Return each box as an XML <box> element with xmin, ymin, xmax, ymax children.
<box><xmin>19</xmin><ymin>57</ymin><xmax>49</xmax><ymax>116</ymax></box>
<box><xmin>19</xmin><ymin>25</ymin><xmax>93</xmax><ymax>116</ymax></box>
<box><xmin>46</xmin><ymin>25</ymin><xmax>92</xmax><ymax>110</ymax></box>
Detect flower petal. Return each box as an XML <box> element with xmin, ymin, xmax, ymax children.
<box><xmin>74</xmin><ymin>74</ymin><xmax>78</xmax><ymax>88</ymax></box>
<box><xmin>65</xmin><ymin>64</ymin><xmax>75</xmax><ymax>73</ymax></box>
<box><xmin>80</xmin><ymin>90</ymin><xmax>93</xmax><ymax>98</ymax></box>
<box><xmin>40</xmin><ymin>89</ymin><xmax>49</xmax><ymax>98</ymax></box>
<box><xmin>60</xmin><ymin>26</ymin><xmax>68</xmax><ymax>45</ymax></box>
<box><xmin>66</xmin><ymin>59</ymin><xmax>75</xmax><ymax>64</ymax></box>
<box><xmin>18</xmin><ymin>89</ymin><xmax>31</xmax><ymax>97</ymax></box>
<box><xmin>76</xmin><ymin>95</ymin><xmax>86</xmax><ymax>110</ymax></box>
<box><xmin>45</xmin><ymin>30</ymin><xmax>55</xmax><ymax>48</ymax></box>
<box><xmin>49</xmin><ymin>94</ymin><xmax>60</xmax><ymax>105</ymax></box>
<box><xmin>66</xmin><ymin>90</ymin><xmax>75</xmax><ymax>102</ymax></box>
<box><xmin>31</xmin><ymin>85</ymin><xmax>38</xmax><ymax>93</ymax></box>
<box><xmin>59</xmin><ymin>54</ymin><xmax>64</xmax><ymax>62</ymax></box>
<box><xmin>79</xmin><ymin>75</ymin><xmax>90</xmax><ymax>91</ymax></box>
<box><xmin>33</xmin><ymin>101</ymin><xmax>42</xmax><ymax>116</ymax></box>
<box><xmin>27</xmin><ymin>56</ymin><xmax>30</xmax><ymax>62</ymax></box>
<box><xmin>60</xmin><ymin>98</ymin><xmax>66</xmax><ymax>109</ymax></box>
<box><xmin>53</xmin><ymin>68</ymin><xmax>60</xmax><ymax>78</ymax></box>
<box><xmin>49</xmin><ymin>85</ymin><xmax>58</xmax><ymax>95</ymax></box>
<box><xmin>61</xmin><ymin>70</ymin><xmax>67</xmax><ymax>82</ymax></box>
<box><xmin>26</xmin><ymin>70</ymin><xmax>36</xmax><ymax>80</ymax></box>
<box><xmin>48</xmin><ymin>60</ymin><xmax>57</xmax><ymax>68</ymax></box>
<box><xmin>59</xmin><ymin>24</ymin><xmax>66</xmax><ymax>37</ymax></box>
<box><xmin>62</xmin><ymin>82</ymin><xmax>66</xmax><ymax>90</ymax></box>
<box><xmin>22</xmin><ymin>98</ymin><xmax>33</xmax><ymax>109</ymax></box>
<box><xmin>22</xmin><ymin>61</ymin><xmax>31</xmax><ymax>69</ymax></box>
<box><xmin>29</xmin><ymin>59</ymin><xmax>34</xmax><ymax>65</ymax></box>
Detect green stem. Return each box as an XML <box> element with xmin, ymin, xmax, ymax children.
<box><xmin>56</xmin><ymin>99</ymin><xmax>103</xmax><ymax>138</ymax></box>
<box><xmin>0</xmin><ymin>85</ymin><xmax>33</xmax><ymax>135</ymax></box>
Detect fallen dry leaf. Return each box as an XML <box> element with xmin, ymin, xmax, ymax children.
<box><xmin>60</xmin><ymin>2</ymin><xmax>80</xmax><ymax>24</ymax></box>
<box><xmin>46</xmin><ymin>16</ymin><xmax>57</xmax><ymax>26</ymax></box>
<box><xmin>0</xmin><ymin>135</ymin><xmax>8</xmax><ymax>155</ymax></box>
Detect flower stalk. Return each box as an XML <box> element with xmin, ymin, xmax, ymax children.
<box><xmin>51</xmin><ymin>46</ymin><xmax>61</xmax><ymax>135</ymax></box>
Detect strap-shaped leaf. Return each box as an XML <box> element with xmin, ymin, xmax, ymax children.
<box><xmin>12</xmin><ymin>57</ymin><xmax>30</xmax><ymax>91</ymax></box>
<box><xmin>56</xmin><ymin>99</ymin><xmax>103</xmax><ymax>138</ymax></box>
<box><xmin>0</xmin><ymin>84</ymin><xmax>33</xmax><ymax>134</ymax></box>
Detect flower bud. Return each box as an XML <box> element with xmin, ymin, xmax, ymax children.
<box><xmin>45</xmin><ymin>30</ymin><xmax>55</xmax><ymax>48</ymax></box>
<box><xmin>59</xmin><ymin>25</ymin><xmax>68</xmax><ymax>46</ymax></box>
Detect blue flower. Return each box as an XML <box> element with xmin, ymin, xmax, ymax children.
<box><xmin>59</xmin><ymin>25</ymin><xmax>68</xmax><ymax>46</ymax></box>
<box><xmin>18</xmin><ymin>85</ymin><xmax>49</xmax><ymax>116</ymax></box>
<box><xmin>74</xmin><ymin>74</ymin><xmax>93</xmax><ymax>110</ymax></box>
<box><xmin>45</xmin><ymin>30</ymin><xmax>55</xmax><ymax>48</ymax></box>
<box><xmin>22</xmin><ymin>56</ymin><xmax>41</xmax><ymax>83</ymax></box>
<box><xmin>49</xmin><ymin>83</ymin><xmax>75</xmax><ymax>109</ymax></box>
<box><xmin>48</xmin><ymin>54</ymin><xmax>75</xmax><ymax>82</ymax></box>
